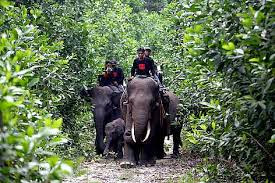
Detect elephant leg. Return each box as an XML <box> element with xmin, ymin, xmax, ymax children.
<box><xmin>94</xmin><ymin>109</ymin><xmax>108</xmax><ymax>155</ymax></box>
<box><xmin>155</xmin><ymin>135</ymin><xmax>166</xmax><ymax>159</ymax></box>
<box><xmin>120</xmin><ymin>143</ymin><xmax>136</xmax><ymax>168</ymax></box>
<box><xmin>140</xmin><ymin>144</ymin><xmax>156</xmax><ymax>166</ymax></box>
<box><xmin>103</xmin><ymin>139</ymin><xmax>111</xmax><ymax>157</ymax></box>
<box><xmin>155</xmin><ymin>119</ymin><xmax>167</xmax><ymax>159</ymax></box>
<box><xmin>116</xmin><ymin>139</ymin><xmax>123</xmax><ymax>159</ymax></box>
<box><xmin>172</xmin><ymin>125</ymin><xmax>182</xmax><ymax>158</ymax></box>
<box><xmin>95</xmin><ymin>134</ymin><xmax>105</xmax><ymax>155</ymax></box>
<box><xmin>134</xmin><ymin>145</ymin><xmax>140</xmax><ymax>164</ymax></box>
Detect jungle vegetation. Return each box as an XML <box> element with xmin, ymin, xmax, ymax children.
<box><xmin>0</xmin><ymin>0</ymin><xmax>274</xmax><ymax>182</ymax></box>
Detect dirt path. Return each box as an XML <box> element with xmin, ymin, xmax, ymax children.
<box><xmin>64</xmin><ymin>138</ymin><xmax>201</xmax><ymax>183</ymax></box>
<box><xmin>64</xmin><ymin>151</ymin><xmax>200</xmax><ymax>183</ymax></box>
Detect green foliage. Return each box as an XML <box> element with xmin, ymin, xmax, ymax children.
<box><xmin>0</xmin><ymin>3</ymin><xmax>72</xmax><ymax>181</ymax></box>
<box><xmin>162</xmin><ymin>0</ymin><xmax>275</xmax><ymax>181</ymax></box>
<box><xmin>180</xmin><ymin>159</ymin><xmax>250</xmax><ymax>183</ymax></box>
<box><xmin>2</xmin><ymin>0</ymin><xmax>274</xmax><ymax>181</ymax></box>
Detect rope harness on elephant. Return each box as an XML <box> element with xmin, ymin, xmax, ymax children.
<box><xmin>108</xmin><ymin>84</ymin><xmax>124</xmax><ymax>93</ymax></box>
<box><xmin>159</xmin><ymin>99</ymin><xmax>165</xmax><ymax>127</ymax></box>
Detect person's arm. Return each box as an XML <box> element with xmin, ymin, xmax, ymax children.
<box><xmin>98</xmin><ymin>74</ymin><xmax>103</xmax><ymax>86</ymax></box>
<box><xmin>149</xmin><ymin>58</ymin><xmax>156</xmax><ymax>76</ymax></box>
<box><xmin>118</xmin><ymin>68</ymin><xmax>124</xmax><ymax>85</ymax></box>
<box><xmin>131</xmin><ymin>60</ymin><xmax>137</xmax><ymax>76</ymax></box>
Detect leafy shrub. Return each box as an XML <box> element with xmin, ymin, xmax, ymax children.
<box><xmin>162</xmin><ymin>0</ymin><xmax>275</xmax><ymax>181</ymax></box>
<box><xmin>0</xmin><ymin>2</ymin><xmax>72</xmax><ymax>182</ymax></box>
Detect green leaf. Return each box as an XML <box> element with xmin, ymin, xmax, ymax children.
<box><xmin>47</xmin><ymin>156</ymin><xmax>60</xmax><ymax>167</ymax></box>
<box><xmin>0</xmin><ymin>0</ymin><xmax>11</xmax><ymax>8</ymax></box>
<box><xmin>183</xmin><ymin>34</ymin><xmax>192</xmax><ymax>42</ymax></box>
<box><xmin>211</xmin><ymin>121</ymin><xmax>216</xmax><ymax>130</ymax></box>
<box><xmin>258</xmin><ymin>101</ymin><xmax>266</xmax><ymax>110</ymax></box>
<box><xmin>52</xmin><ymin>118</ymin><xmax>63</xmax><ymax>128</ymax></box>
<box><xmin>28</xmin><ymin>78</ymin><xmax>40</xmax><ymax>87</ymax></box>
<box><xmin>194</xmin><ymin>25</ymin><xmax>202</xmax><ymax>33</ymax></box>
<box><xmin>40</xmin><ymin>127</ymin><xmax>59</xmax><ymax>136</ymax></box>
<box><xmin>12</xmin><ymin>66</ymin><xmax>40</xmax><ymax>77</ymax></box>
<box><xmin>45</xmin><ymin>118</ymin><xmax>52</xmax><ymax>127</ymax></box>
<box><xmin>222</xmin><ymin>42</ymin><xmax>235</xmax><ymax>50</ymax></box>
<box><xmin>200</xmin><ymin>124</ymin><xmax>207</xmax><ymax>130</ymax></box>
<box><xmin>60</xmin><ymin>163</ymin><xmax>73</xmax><ymax>175</ymax></box>
<box><xmin>49</xmin><ymin>137</ymin><xmax>68</xmax><ymax>146</ymax></box>
<box><xmin>255</xmin><ymin>11</ymin><xmax>265</xmax><ymax>24</ymax></box>
<box><xmin>234</xmin><ymin>48</ymin><xmax>244</xmax><ymax>55</ymax></box>
<box><xmin>268</xmin><ymin>134</ymin><xmax>275</xmax><ymax>143</ymax></box>
<box><xmin>27</xmin><ymin>126</ymin><xmax>34</xmax><ymax>136</ymax></box>
<box><xmin>188</xmin><ymin>136</ymin><xmax>198</xmax><ymax>144</ymax></box>
<box><xmin>241</xmin><ymin>17</ymin><xmax>253</xmax><ymax>28</ymax></box>
<box><xmin>249</xmin><ymin>58</ymin><xmax>259</xmax><ymax>62</ymax></box>
<box><xmin>263</xmin><ymin>77</ymin><xmax>274</xmax><ymax>94</ymax></box>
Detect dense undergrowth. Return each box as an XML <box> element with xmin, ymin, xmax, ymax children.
<box><xmin>0</xmin><ymin>0</ymin><xmax>274</xmax><ymax>182</ymax></box>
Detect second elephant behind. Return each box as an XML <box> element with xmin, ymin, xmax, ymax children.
<box><xmin>156</xmin><ymin>91</ymin><xmax>182</xmax><ymax>159</ymax></box>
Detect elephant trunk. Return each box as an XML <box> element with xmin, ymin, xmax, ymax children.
<box><xmin>131</xmin><ymin>120</ymin><xmax>151</xmax><ymax>143</ymax></box>
<box><xmin>94</xmin><ymin>107</ymin><xmax>106</xmax><ymax>154</ymax></box>
<box><xmin>103</xmin><ymin>138</ymin><xmax>111</xmax><ymax>156</ymax></box>
<box><xmin>131</xmin><ymin>112</ymin><xmax>151</xmax><ymax>143</ymax></box>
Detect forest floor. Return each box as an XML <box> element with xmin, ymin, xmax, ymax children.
<box><xmin>64</xmin><ymin>138</ymin><xmax>201</xmax><ymax>183</ymax></box>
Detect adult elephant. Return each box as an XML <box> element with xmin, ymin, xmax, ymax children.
<box><xmin>155</xmin><ymin>91</ymin><xmax>182</xmax><ymax>159</ymax></box>
<box><xmin>120</xmin><ymin>76</ymin><xmax>163</xmax><ymax>167</ymax></box>
<box><xmin>80</xmin><ymin>86</ymin><xmax>122</xmax><ymax>155</ymax></box>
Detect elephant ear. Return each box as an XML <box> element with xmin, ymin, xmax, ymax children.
<box><xmin>86</xmin><ymin>87</ymin><xmax>96</xmax><ymax>99</ymax></box>
<box><xmin>80</xmin><ymin>87</ymin><xmax>95</xmax><ymax>101</ymax></box>
<box><xmin>153</xmin><ymin>86</ymin><xmax>160</xmax><ymax>102</ymax></box>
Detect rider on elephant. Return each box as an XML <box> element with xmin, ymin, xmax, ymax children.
<box><xmin>143</xmin><ymin>47</ymin><xmax>169</xmax><ymax>115</ymax></box>
<box><xmin>131</xmin><ymin>47</ymin><xmax>155</xmax><ymax>77</ymax></box>
<box><xmin>144</xmin><ymin>46</ymin><xmax>163</xmax><ymax>84</ymax></box>
<box><xmin>98</xmin><ymin>60</ymin><xmax>124</xmax><ymax>110</ymax></box>
<box><xmin>98</xmin><ymin>61</ymin><xmax>113</xmax><ymax>87</ymax></box>
<box><xmin>110</xmin><ymin>60</ymin><xmax>124</xmax><ymax>92</ymax></box>
<box><xmin>131</xmin><ymin>47</ymin><xmax>163</xmax><ymax>92</ymax></box>
<box><xmin>130</xmin><ymin>47</ymin><xmax>170</xmax><ymax>133</ymax></box>
<box><xmin>130</xmin><ymin>47</ymin><xmax>167</xmax><ymax>95</ymax></box>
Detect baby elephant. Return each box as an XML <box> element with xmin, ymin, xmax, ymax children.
<box><xmin>103</xmin><ymin>118</ymin><xmax>125</xmax><ymax>159</ymax></box>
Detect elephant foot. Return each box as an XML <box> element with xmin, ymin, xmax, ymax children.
<box><xmin>171</xmin><ymin>151</ymin><xmax>180</xmax><ymax>158</ymax></box>
<box><xmin>115</xmin><ymin>153</ymin><xmax>123</xmax><ymax>160</ymax></box>
<box><xmin>140</xmin><ymin>159</ymin><xmax>156</xmax><ymax>167</ymax></box>
<box><xmin>103</xmin><ymin>155</ymin><xmax>111</xmax><ymax>159</ymax></box>
<box><xmin>120</xmin><ymin>161</ymin><xmax>135</xmax><ymax>168</ymax></box>
<box><xmin>95</xmin><ymin>148</ymin><xmax>102</xmax><ymax>155</ymax></box>
<box><xmin>156</xmin><ymin>151</ymin><xmax>166</xmax><ymax>159</ymax></box>
<box><xmin>115</xmin><ymin>155</ymin><xmax>123</xmax><ymax>160</ymax></box>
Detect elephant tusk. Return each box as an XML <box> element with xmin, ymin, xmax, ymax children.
<box><xmin>142</xmin><ymin>121</ymin><xmax>151</xmax><ymax>142</ymax></box>
<box><xmin>131</xmin><ymin>122</ymin><xmax>136</xmax><ymax>143</ymax></box>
